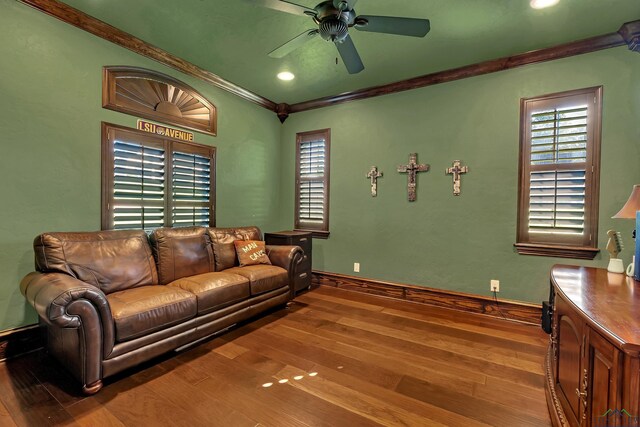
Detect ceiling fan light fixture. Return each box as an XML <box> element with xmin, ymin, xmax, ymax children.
<box><xmin>319</xmin><ymin>17</ymin><xmax>349</xmax><ymax>42</ymax></box>
<box><xmin>530</xmin><ymin>0</ymin><xmax>560</xmax><ymax>9</ymax></box>
<box><xmin>277</xmin><ymin>71</ymin><xmax>295</xmax><ymax>81</ymax></box>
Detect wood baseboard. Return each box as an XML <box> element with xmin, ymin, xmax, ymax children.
<box><xmin>312</xmin><ymin>271</ymin><xmax>542</xmax><ymax>325</ymax></box>
<box><xmin>0</xmin><ymin>324</ymin><xmax>44</xmax><ymax>361</ymax></box>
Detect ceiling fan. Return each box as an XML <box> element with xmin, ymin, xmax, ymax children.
<box><xmin>253</xmin><ymin>0</ymin><xmax>431</xmax><ymax>74</ymax></box>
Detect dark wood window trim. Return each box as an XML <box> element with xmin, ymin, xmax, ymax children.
<box><xmin>294</xmin><ymin>129</ymin><xmax>331</xmax><ymax>239</ymax></box>
<box><xmin>515</xmin><ymin>87</ymin><xmax>602</xmax><ymax>259</ymax></box>
<box><xmin>103</xmin><ymin>66</ymin><xmax>217</xmax><ymax>136</ymax></box>
<box><xmin>101</xmin><ymin>122</ymin><xmax>216</xmax><ymax>230</ymax></box>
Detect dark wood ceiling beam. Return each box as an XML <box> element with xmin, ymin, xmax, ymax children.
<box><xmin>18</xmin><ymin>0</ymin><xmax>278</xmax><ymax>112</ymax></box>
<box><xmin>289</xmin><ymin>21</ymin><xmax>638</xmax><ymax>114</ymax></box>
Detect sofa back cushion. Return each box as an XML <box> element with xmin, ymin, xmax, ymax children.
<box><xmin>34</xmin><ymin>230</ymin><xmax>158</xmax><ymax>294</ymax></box>
<box><xmin>207</xmin><ymin>226</ymin><xmax>262</xmax><ymax>271</ymax></box>
<box><xmin>149</xmin><ymin>227</ymin><xmax>214</xmax><ymax>285</ymax></box>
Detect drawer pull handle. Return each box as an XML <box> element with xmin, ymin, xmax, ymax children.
<box><xmin>299</xmin><ymin>238</ymin><xmax>308</xmax><ymax>242</ymax></box>
<box><xmin>299</xmin><ymin>273</ymin><xmax>308</xmax><ymax>279</ymax></box>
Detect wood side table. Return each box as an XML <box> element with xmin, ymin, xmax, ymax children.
<box><xmin>265</xmin><ymin>230</ymin><xmax>312</xmax><ymax>295</ymax></box>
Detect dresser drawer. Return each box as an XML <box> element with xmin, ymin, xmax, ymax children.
<box><xmin>299</xmin><ymin>254</ymin><xmax>311</xmax><ymax>272</ymax></box>
<box><xmin>290</xmin><ymin>235</ymin><xmax>311</xmax><ymax>254</ymax></box>
<box><xmin>294</xmin><ymin>270</ymin><xmax>312</xmax><ymax>292</ymax></box>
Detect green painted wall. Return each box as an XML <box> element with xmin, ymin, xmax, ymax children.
<box><xmin>1</xmin><ymin>0</ymin><xmax>638</xmax><ymax>331</ymax></box>
<box><xmin>279</xmin><ymin>47</ymin><xmax>640</xmax><ymax>304</ymax></box>
<box><xmin>0</xmin><ymin>1</ymin><xmax>282</xmax><ymax>330</ymax></box>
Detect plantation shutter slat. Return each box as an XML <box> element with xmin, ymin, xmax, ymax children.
<box><xmin>530</xmin><ymin>106</ymin><xmax>588</xmax><ymax>165</ymax></box>
<box><xmin>295</xmin><ymin>129</ymin><xmax>330</xmax><ymax>235</ymax></box>
<box><xmin>112</xmin><ymin>140</ymin><xmax>166</xmax><ymax>230</ymax></box>
<box><xmin>172</xmin><ymin>150</ymin><xmax>212</xmax><ymax>227</ymax></box>
<box><xmin>528</xmin><ymin>170</ymin><xmax>586</xmax><ymax>234</ymax></box>
<box><xmin>516</xmin><ymin>87</ymin><xmax>602</xmax><ymax>259</ymax></box>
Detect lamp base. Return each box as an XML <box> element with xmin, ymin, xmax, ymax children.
<box><xmin>608</xmin><ymin>258</ymin><xmax>624</xmax><ymax>274</ymax></box>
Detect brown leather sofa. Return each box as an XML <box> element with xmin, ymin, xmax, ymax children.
<box><xmin>20</xmin><ymin>226</ymin><xmax>303</xmax><ymax>394</ymax></box>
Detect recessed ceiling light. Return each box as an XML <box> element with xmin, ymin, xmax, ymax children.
<box><xmin>277</xmin><ymin>71</ymin><xmax>295</xmax><ymax>81</ymax></box>
<box><xmin>530</xmin><ymin>0</ymin><xmax>559</xmax><ymax>9</ymax></box>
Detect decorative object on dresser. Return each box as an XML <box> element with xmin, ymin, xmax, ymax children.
<box><xmin>546</xmin><ymin>265</ymin><xmax>640</xmax><ymax>427</ymax></box>
<box><xmin>366</xmin><ymin>166</ymin><xmax>383</xmax><ymax>197</ymax></box>
<box><xmin>397</xmin><ymin>153</ymin><xmax>429</xmax><ymax>202</ymax></box>
<box><xmin>605</xmin><ymin>230</ymin><xmax>624</xmax><ymax>273</ymax></box>
<box><xmin>19</xmin><ymin>226</ymin><xmax>303</xmax><ymax>394</ymax></box>
<box><xmin>613</xmin><ymin>184</ymin><xmax>640</xmax><ymax>279</ymax></box>
<box><xmin>445</xmin><ymin>160</ymin><xmax>468</xmax><ymax>196</ymax></box>
<box><xmin>264</xmin><ymin>231</ymin><xmax>312</xmax><ymax>296</ymax></box>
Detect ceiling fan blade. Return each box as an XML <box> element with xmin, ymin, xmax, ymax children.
<box><xmin>355</xmin><ymin>16</ymin><xmax>431</xmax><ymax>37</ymax></box>
<box><xmin>252</xmin><ymin>0</ymin><xmax>316</xmax><ymax>17</ymax></box>
<box><xmin>335</xmin><ymin>34</ymin><xmax>364</xmax><ymax>74</ymax></box>
<box><xmin>268</xmin><ymin>30</ymin><xmax>318</xmax><ymax>58</ymax></box>
<box><xmin>333</xmin><ymin>0</ymin><xmax>358</xmax><ymax>11</ymax></box>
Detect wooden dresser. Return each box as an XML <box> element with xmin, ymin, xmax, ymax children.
<box><xmin>546</xmin><ymin>265</ymin><xmax>640</xmax><ymax>427</ymax></box>
<box><xmin>264</xmin><ymin>230</ymin><xmax>312</xmax><ymax>295</ymax></box>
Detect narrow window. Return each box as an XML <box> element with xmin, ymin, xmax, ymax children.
<box><xmin>295</xmin><ymin>129</ymin><xmax>330</xmax><ymax>238</ymax></box>
<box><xmin>515</xmin><ymin>87</ymin><xmax>602</xmax><ymax>259</ymax></box>
<box><xmin>102</xmin><ymin>123</ymin><xmax>215</xmax><ymax>230</ymax></box>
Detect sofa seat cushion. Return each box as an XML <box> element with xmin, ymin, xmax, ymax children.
<box><xmin>167</xmin><ymin>272</ymin><xmax>250</xmax><ymax>315</ymax></box>
<box><xmin>107</xmin><ymin>286</ymin><xmax>197</xmax><ymax>342</ymax></box>
<box><xmin>224</xmin><ymin>265</ymin><xmax>288</xmax><ymax>296</ymax></box>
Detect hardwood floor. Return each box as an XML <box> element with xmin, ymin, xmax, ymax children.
<box><xmin>0</xmin><ymin>286</ymin><xmax>551</xmax><ymax>426</ymax></box>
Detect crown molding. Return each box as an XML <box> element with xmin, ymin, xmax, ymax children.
<box><xmin>289</xmin><ymin>22</ymin><xmax>638</xmax><ymax>114</ymax></box>
<box><xmin>18</xmin><ymin>0</ymin><xmax>277</xmax><ymax>112</ymax></box>
<box><xmin>619</xmin><ymin>20</ymin><xmax>640</xmax><ymax>52</ymax></box>
<box><xmin>15</xmin><ymin>1</ymin><xmax>640</xmax><ymax>121</ymax></box>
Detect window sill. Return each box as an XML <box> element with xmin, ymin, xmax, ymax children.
<box><xmin>294</xmin><ymin>229</ymin><xmax>330</xmax><ymax>239</ymax></box>
<box><xmin>514</xmin><ymin>243</ymin><xmax>599</xmax><ymax>260</ymax></box>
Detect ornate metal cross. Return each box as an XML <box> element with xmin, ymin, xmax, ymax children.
<box><xmin>446</xmin><ymin>160</ymin><xmax>468</xmax><ymax>196</ymax></box>
<box><xmin>397</xmin><ymin>153</ymin><xmax>429</xmax><ymax>202</ymax></box>
<box><xmin>366</xmin><ymin>166</ymin><xmax>383</xmax><ymax>197</ymax></box>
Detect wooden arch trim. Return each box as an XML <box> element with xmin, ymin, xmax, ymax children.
<box><xmin>103</xmin><ymin>66</ymin><xmax>217</xmax><ymax>136</ymax></box>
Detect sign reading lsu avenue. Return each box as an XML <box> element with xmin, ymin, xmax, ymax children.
<box><xmin>137</xmin><ymin>120</ymin><xmax>194</xmax><ymax>142</ymax></box>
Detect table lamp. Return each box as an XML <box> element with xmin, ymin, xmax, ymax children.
<box><xmin>613</xmin><ymin>184</ymin><xmax>640</xmax><ymax>281</ymax></box>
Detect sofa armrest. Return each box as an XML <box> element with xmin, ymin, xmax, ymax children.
<box><xmin>266</xmin><ymin>245</ymin><xmax>304</xmax><ymax>297</ymax></box>
<box><xmin>20</xmin><ymin>272</ymin><xmax>115</xmax><ymax>357</ymax></box>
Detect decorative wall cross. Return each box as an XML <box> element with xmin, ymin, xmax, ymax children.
<box><xmin>366</xmin><ymin>166</ymin><xmax>383</xmax><ymax>197</ymax></box>
<box><xmin>397</xmin><ymin>153</ymin><xmax>429</xmax><ymax>202</ymax></box>
<box><xmin>446</xmin><ymin>160</ymin><xmax>469</xmax><ymax>196</ymax></box>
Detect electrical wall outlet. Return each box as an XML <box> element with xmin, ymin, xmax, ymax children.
<box><xmin>490</xmin><ymin>280</ymin><xmax>500</xmax><ymax>292</ymax></box>
<box><xmin>354</xmin><ymin>262</ymin><xmax>360</xmax><ymax>273</ymax></box>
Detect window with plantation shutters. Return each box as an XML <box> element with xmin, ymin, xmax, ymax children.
<box><xmin>516</xmin><ymin>87</ymin><xmax>602</xmax><ymax>259</ymax></box>
<box><xmin>102</xmin><ymin>123</ymin><xmax>215</xmax><ymax>231</ymax></box>
<box><xmin>295</xmin><ymin>129</ymin><xmax>330</xmax><ymax>238</ymax></box>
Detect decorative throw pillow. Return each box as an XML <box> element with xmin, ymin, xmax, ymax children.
<box><xmin>234</xmin><ymin>240</ymin><xmax>272</xmax><ymax>267</ymax></box>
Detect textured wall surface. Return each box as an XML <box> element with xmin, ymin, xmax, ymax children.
<box><xmin>2</xmin><ymin>0</ymin><xmax>639</xmax><ymax>331</ymax></box>
<box><xmin>279</xmin><ymin>47</ymin><xmax>640</xmax><ymax>303</ymax></box>
<box><xmin>0</xmin><ymin>1</ymin><xmax>282</xmax><ymax>330</ymax></box>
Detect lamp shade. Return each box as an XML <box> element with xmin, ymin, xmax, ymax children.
<box><xmin>613</xmin><ymin>185</ymin><xmax>640</xmax><ymax>219</ymax></box>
